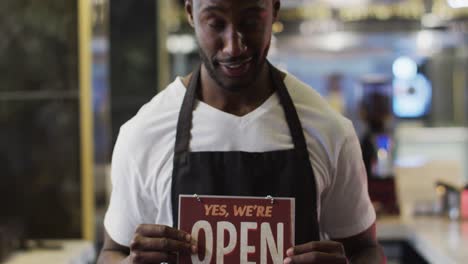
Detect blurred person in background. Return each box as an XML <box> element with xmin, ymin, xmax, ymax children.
<box><xmin>325</xmin><ymin>73</ymin><xmax>346</xmax><ymax>115</ymax></box>
<box><xmin>360</xmin><ymin>89</ymin><xmax>399</xmax><ymax>216</ymax></box>
<box><xmin>98</xmin><ymin>0</ymin><xmax>385</xmax><ymax>263</ymax></box>
<box><xmin>360</xmin><ymin>92</ymin><xmax>393</xmax><ymax>179</ymax></box>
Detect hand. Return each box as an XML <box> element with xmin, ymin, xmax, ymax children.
<box><xmin>128</xmin><ymin>224</ymin><xmax>197</xmax><ymax>264</ymax></box>
<box><xmin>283</xmin><ymin>241</ymin><xmax>348</xmax><ymax>264</ymax></box>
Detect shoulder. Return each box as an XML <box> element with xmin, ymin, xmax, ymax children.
<box><xmin>283</xmin><ymin>72</ymin><xmax>358</xmax><ymax>194</ymax></box>
<box><xmin>121</xmin><ymin>77</ymin><xmax>185</xmax><ymax>135</ymax></box>
<box><xmin>284</xmin><ymin>73</ymin><xmax>354</xmax><ymax>146</ymax></box>
<box><xmin>115</xmin><ymin>78</ymin><xmax>185</xmax><ymax>168</ymax></box>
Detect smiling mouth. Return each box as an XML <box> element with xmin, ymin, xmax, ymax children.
<box><xmin>218</xmin><ymin>57</ymin><xmax>253</xmax><ymax>77</ymax></box>
<box><xmin>219</xmin><ymin>57</ymin><xmax>253</xmax><ymax>69</ymax></box>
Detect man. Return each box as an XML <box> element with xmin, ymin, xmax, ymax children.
<box><xmin>98</xmin><ymin>0</ymin><xmax>385</xmax><ymax>263</ymax></box>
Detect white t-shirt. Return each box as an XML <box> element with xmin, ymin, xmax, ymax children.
<box><xmin>104</xmin><ymin>73</ymin><xmax>376</xmax><ymax>247</ymax></box>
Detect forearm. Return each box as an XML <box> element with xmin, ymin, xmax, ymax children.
<box><xmin>349</xmin><ymin>244</ymin><xmax>386</xmax><ymax>264</ymax></box>
<box><xmin>97</xmin><ymin>250</ymin><xmax>130</xmax><ymax>264</ymax></box>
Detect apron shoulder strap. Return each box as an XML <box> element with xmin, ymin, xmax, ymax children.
<box><xmin>174</xmin><ymin>65</ymin><xmax>201</xmax><ymax>157</ymax></box>
<box><xmin>269</xmin><ymin>64</ymin><xmax>309</xmax><ymax>158</ymax></box>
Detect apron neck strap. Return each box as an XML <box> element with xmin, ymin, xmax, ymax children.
<box><xmin>173</xmin><ymin>65</ymin><xmax>200</xmax><ymax>157</ymax></box>
<box><xmin>174</xmin><ymin>62</ymin><xmax>309</xmax><ymax>157</ymax></box>
<box><xmin>268</xmin><ymin>62</ymin><xmax>309</xmax><ymax>158</ymax></box>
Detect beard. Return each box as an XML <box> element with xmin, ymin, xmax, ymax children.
<box><xmin>197</xmin><ymin>45</ymin><xmax>269</xmax><ymax>93</ymax></box>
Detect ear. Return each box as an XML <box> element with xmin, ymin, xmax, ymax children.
<box><xmin>272</xmin><ymin>0</ymin><xmax>281</xmax><ymax>22</ymax></box>
<box><xmin>185</xmin><ymin>0</ymin><xmax>195</xmax><ymax>27</ymax></box>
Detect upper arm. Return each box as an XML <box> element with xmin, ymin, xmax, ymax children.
<box><xmin>320</xmin><ymin>126</ymin><xmax>376</xmax><ymax>238</ymax></box>
<box><xmin>104</xmin><ymin>127</ymin><xmax>157</xmax><ymax>247</ymax></box>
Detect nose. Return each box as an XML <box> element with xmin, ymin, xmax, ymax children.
<box><xmin>222</xmin><ymin>26</ymin><xmax>246</xmax><ymax>58</ymax></box>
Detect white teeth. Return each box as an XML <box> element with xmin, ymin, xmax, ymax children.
<box><xmin>221</xmin><ymin>57</ymin><xmax>252</xmax><ymax>69</ymax></box>
<box><xmin>227</xmin><ymin>64</ymin><xmax>242</xmax><ymax>69</ymax></box>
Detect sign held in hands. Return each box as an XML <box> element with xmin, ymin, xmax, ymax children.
<box><xmin>178</xmin><ymin>195</ymin><xmax>295</xmax><ymax>264</ymax></box>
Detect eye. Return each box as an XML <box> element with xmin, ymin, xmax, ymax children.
<box><xmin>244</xmin><ymin>19</ymin><xmax>257</xmax><ymax>26</ymax></box>
<box><xmin>242</xmin><ymin>18</ymin><xmax>260</xmax><ymax>30</ymax></box>
<box><xmin>208</xmin><ymin>19</ymin><xmax>225</xmax><ymax>30</ymax></box>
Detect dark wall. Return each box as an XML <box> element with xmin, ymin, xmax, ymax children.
<box><xmin>426</xmin><ymin>48</ymin><xmax>456</xmax><ymax>126</ymax></box>
<box><xmin>0</xmin><ymin>0</ymin><xmax>81</xmax><ymax>238</ymax></box>
<box><xmin>110</xmin><ymin>0</ymin><xmax>158</xmax><ymax>145</ymax></box>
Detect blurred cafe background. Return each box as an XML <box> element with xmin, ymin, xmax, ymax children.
<box><xmin>1</xmin><ymin>0</ymin><xmax>468</xmax><ymax>263</ymax></box>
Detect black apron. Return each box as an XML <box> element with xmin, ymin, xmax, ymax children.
<box><xmin>171</xmin><ymin>63</ymin><xmax>320</xmax><ymax>244</ymax></box>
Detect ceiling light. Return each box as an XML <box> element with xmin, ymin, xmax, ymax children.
<box><xmin>393</xmin><ymin>56</ymin><xmax>417</xmax><ymax>80</ymax></box>
<box><xmin>166</xmin><ymin>34</ymin><xmax>197</xmax><ymax>54</ymax></box>
<box><xmin>324</xmin><ymin>0</ymin><xmax>370</xmax><ymax>8</ymax></box>
<box><xmin>447</xmin><ymin>0</ymin><xmax>468</xmax><ymax>8</ymax></box>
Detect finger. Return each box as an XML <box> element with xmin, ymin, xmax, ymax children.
<box><xmin>136</xmin><ymin>224</ymin><xmax>191</xmax><ymax>242</ymax></box>
<box><xmin>131</xmin><ymin>236</ymin><xmax>196</xmax><ymax>254</ymax></box>
<box><xmin>287</xmin><ymin>241</ymin><xmax>345</xmax><ymax>256</ymax></box>
<box><xmin>130</xmin><ymin>251</ymin><xmax>177</xmax><ymax>264</ymax></box>
<box><xmin>284</xmin><ymin>251</ymin><xmax>347</xmax><ymax>264</ymax></box>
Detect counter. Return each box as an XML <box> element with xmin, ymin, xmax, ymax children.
<box><xmin>4</xmin><ymin>218</ymin><xmax>467</xmax><ymax>264</ymax></box>
<box><xmin>4</xmin><ymin>240</ymin><xmax>95</xmax><ymax>264</ymax></box>
<box><xmin>378</xmin><ymin>216</ymin><xmax>468</xmax><ymax>264</ymax></box>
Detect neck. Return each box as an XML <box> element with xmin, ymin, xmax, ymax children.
<box><xmin>199</xmin><ymin>62</ymin><xmax>274</xmax><ymax>117</ymax></box>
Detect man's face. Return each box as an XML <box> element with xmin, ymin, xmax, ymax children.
<box><xmin>187</xmin><ymin>0</ymin><xmax>279</xmax><ymax>92</ymax></box>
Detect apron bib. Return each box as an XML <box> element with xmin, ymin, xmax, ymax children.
<box><xmin>171</xmin><ymin>63</ymin><xmax>320</xmax><ymax>243</ymax></box>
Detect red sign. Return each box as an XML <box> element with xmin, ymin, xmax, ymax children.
<box><xmin>462</xmin><ymin>190</ymin><xmax>468</xmax><ymax>220</ymax></box>
<box><xmin>178</xmin><ymin>195</ymin><xmax>295</xmax><ymax>264</ymax></box>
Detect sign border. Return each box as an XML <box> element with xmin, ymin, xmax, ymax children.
<box><xmin>178</xmin><ymin>194</ymin><xmax>296</xmax><ymax>247</ymax></box>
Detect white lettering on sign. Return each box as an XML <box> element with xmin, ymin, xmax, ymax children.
<box><xmin>240</xmin><ymin>222</ymin><xmax>257</xmax><ymax>264</ymax></box>
<box><xmin>191</xmin><ymin>220</ymin><xmax>213</xmax><ymax>264</ymax></box>
<box><xmin>216</xmin><ymin>221</ymin><xmax>237</xmax><ymax>264</ymax></box>
<box><xmin>191</xmin><ymin>221</ymin><xmax>285</xmax><ymax>263</ymax></box>
<box><xmin>261</xmin><ymin>223</ymin><xmax>283</xmax><ymax>264</ymax></box>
